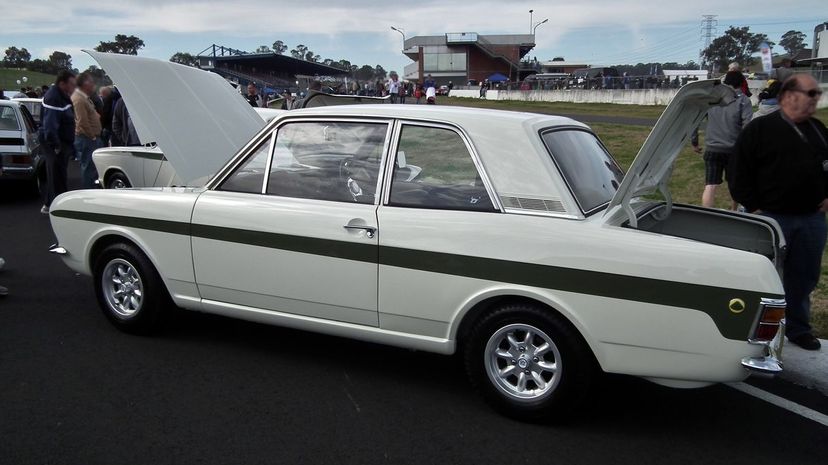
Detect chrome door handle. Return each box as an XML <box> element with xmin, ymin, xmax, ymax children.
<box><xmin>343</xmin><ymin>225</ymin><xmax>377</xmax><ymax>238</ymax></box>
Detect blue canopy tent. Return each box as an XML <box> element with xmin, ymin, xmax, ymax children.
<box><xmin>487</xmin><ymin>73</ymin><xmax>509</xmax><ymax>82</ymax></box>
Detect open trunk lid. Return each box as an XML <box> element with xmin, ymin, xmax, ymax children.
<box><xmin>604</xmin><ymin>80</ymin><xmax>736</xmax><ymax>226</ymax></box>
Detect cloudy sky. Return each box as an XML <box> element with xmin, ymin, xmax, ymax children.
<box><xmin>0</xmin><ymin>0</ymin><xmax>822</xmax><ymax>72</ymax></box>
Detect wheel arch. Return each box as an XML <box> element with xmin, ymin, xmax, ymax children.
<box><xmin>450</xmin><ymin>288</ymin><xmax>604</xmax><ymax>369</ymax></box>
<box><xmin>103</xmin><ymin>167</ymin><xmax>131</xmax><ymax>188</ymax></box>
<box><xmin>86</xmin><ymin>229</ymin><xmax>169</xmax><ymax>290</ymax></box>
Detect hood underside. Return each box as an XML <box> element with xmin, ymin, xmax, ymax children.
<box><xmin>85</xmin><ymin>51</ymin><xmax>264</xmax><ymax>185</ymax></box>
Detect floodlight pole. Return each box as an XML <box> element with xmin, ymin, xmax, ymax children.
<box><xmin>529</xmin><ymin>10</ymin><xmax>534</xmax><ymax>35</ymax></box>
<box><xmin>391</xmin><ymin>26</ymin><xmax>406</xmax><ymax>50</ymax></box>
<box><xmin>533</xmin><ymin>18</ymin><xmax>549</xmax><ymax>36</ymax></box>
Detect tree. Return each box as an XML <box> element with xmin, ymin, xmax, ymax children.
<box><xmin>255</xmin><ymin>45</ymin><xmax>271</xmax><ymax>54</ymax></box>
<box><xmin>84</xmin><ymin>65</ymin><xmax>112</xmax><ymax>86</ymax></box>
<box><xmin>95</xmin><ymin>34</ymin><xmax>145</xmax><ymax>55</ymax></box>
<box><xmin>290</xmin><ymin>44</ymin><xmax>308</xmax><ymax>60</ymax></box>
<box><xmin>373</xmin><ymin>65</ymin><xmax>387</xmax><ymax>80</ymax></box>
<box><xmin>552</xmin><ymin>57</ymin><xmax>565</xmax><ymax>62</ymax></box>
<box><xmin>272</xmin><ymin>40</ymin><xmax>287</xmax><ymax>55</ymax></box>
<box><xmin>702</xmin><ymin>26</ymin><xmax>772</xmax><ymax>72</ymax></box>
<box><xmin>355</xmin><ymin>65</ymin><xmax>374</xmax><ymax>81</ymax></box>
<box><xmin>3</xmin><ymin>46</ymin><xmax>31</xmax><ymax>68</ymax></box>
<box><xmin>336</xmin><ymin>59</ymin><xmax>352</xmax><ymax>70</ymax></box>
<box><xmin>779</xmin><ymin>30</ymin><xmax>806</xmax><ymax>56</ymax></box>
<box><xmin>170</xmin><ymin>52</ymin><xmax>198</xmax><ymax>67</ymax></box>
<box><xmin>305</xmin><ymin>52</ymin><xmax>320</xmax><ymax>62</ymax></box>
<box><xmin>48</xmin><ymin>51</ymin><xmax>72</xmax><ymax>71</ymax></box>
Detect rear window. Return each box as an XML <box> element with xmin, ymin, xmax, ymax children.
<box><xmin>0</xmin><ymin>106</ymin><xmax>21</xmax><ymax>131</ymax></box>
<box><xmin>541</xmin><ymin>129</ymin><xmax>624</xmax><ymax>213</ymax></box>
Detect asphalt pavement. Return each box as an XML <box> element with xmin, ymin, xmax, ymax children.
<box><xmin>1</xmin><ymin>163</ymin><xmax>826</xmax><ymax>465</ymax></box>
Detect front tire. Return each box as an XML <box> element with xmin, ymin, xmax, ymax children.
<box><xmin>107</xmin><ymin>171</ymin><xmax>131</xmax><ymax>189</ymax></box>
<box><xmin>93</xmin><ymin>243</ymin><xmax>170</xmax><ymax>334</ymax></box>
<box><xmin>463</xmin><ymin>303</ymin><xmax>596</xmax><ymax>421</ymax></box>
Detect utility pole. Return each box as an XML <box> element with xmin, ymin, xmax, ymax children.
<box><xmin>700</xmin><ymin>15</ymin><xmax>718</xmax><ymax>71</ymax></box>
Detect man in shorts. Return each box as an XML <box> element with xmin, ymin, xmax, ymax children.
<box><xmin>698</xmin><ymin>70</ymin><xmax>753</xmax><ymax>209</ymax></box>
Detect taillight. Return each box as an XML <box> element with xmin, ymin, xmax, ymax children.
<box><xmin>753</xmin><ymin>298</ymin><xmax>786</xmax><ymax>341</ymax></box>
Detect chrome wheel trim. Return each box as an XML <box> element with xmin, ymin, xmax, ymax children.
<box><xmin>484</xmin><ymin>323</ymin><xmax>562</xmax><ymax>401</ymax></box>
<box><xmin>101</xmin><ymin>258</ymin><xmax>144</xmax><ymax>319</ymax></box>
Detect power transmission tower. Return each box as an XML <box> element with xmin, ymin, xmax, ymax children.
<box><xmin>700</xmin><ymin>15</ymin><xmax>718</xmax><ymax>70</ymax></box>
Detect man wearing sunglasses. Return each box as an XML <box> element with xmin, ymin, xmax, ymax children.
<box><xmin>731</xmin><ymin>74</ymin><xmax>827</xmax><ymax>351</ymax></box>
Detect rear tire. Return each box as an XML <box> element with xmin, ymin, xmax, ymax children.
<box><xmin>107</xmin><ymin>171</ymin><xmax>131</xmax><ymax>189</ymax></box>
<box><xmin>463</xmin><ymin>303</ymin><xmax>596</xmax><ymax>421</ymax></box>
<box><xmin>93</xmin><ymin>242</ymin><xmax>170</xmax><ymax>335</ymax></box>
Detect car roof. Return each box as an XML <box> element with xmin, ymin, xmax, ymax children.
<box><xmin>290</xmin><ymin>104</ymin><xmax>584</xmax><ymax>129</ymax></box>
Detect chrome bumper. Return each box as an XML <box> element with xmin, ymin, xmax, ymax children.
<box><xmin>741</xmin><ymin>318</ymin><xmax>785</xmax><ymax>375</ymax></box>
<box><xmin>48</xmin><ymin>244</ymin><xmax>68</xmax><ymax>256</ymax></box>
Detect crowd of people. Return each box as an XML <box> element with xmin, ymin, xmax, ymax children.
<box><xmin>691</xmin><ymin>70</ymin><xmax>826</xmax><ymax>350</ymax></box>
<box><xmin>244</xmin><ymin>72</ymin><xmax>445</xmax><ymax>109</ymax></box>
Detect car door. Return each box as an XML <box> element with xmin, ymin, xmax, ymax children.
<box><xmin>376</xmin><ymin>122</ymin><xmax>502</xmax><ymax>338</ymax></box>
<box><xmin>191</xmin><ymin>119</ymin><xmax>392</xmax><ymax>326</ymax></box>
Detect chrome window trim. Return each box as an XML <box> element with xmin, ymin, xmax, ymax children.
<box><xmin>381</xmin><ymin>119</ymin><xmax>503</xmax><ymax>213</ymax></box>
<box><xmin>214</xmin><ymin>132</ymin><xmax>275</xmax><ymax>195</ymax></box>
<box><xmin>259</xmin><ymin>129</ymin><xmax>279</xmax><ymax>194</ymax></box>
<box><xmin>502</xmin><ymin>207</ymin><xmax>583</xmax><ymax>220</ymax></box>
<box><xmin>209</xmin><ymin>115</ymin><xmax>394</xmax><ymax>206</ymax></box>
<box><xmin>538</xmin><ymin>126</ymin><xmax>624</xmax><ymax>217</ymax></box>
<box><xmin>208</xmin><ymin>119</ymin><xmax>281</xmax><ymax>190</ymax></box>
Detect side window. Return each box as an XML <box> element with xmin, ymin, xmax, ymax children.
<box><xmin>218</xmin><ymin>137</ymin><xmax>272</xmax><ymax>194</ymax></box>
<box><xmin>267</xmin><ymin>122</ymin><xmax>388</xmax><ymax>204</ymax></box>
<box><xmin>388</xmin><ymin>125</ymin><xmax>495</xmax><ymax>212</ymax></box>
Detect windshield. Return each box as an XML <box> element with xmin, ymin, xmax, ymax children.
<box><xmin>541</xmin><ymin>129</ymin><xmax>624</xmax><ymax>213</ymax></box>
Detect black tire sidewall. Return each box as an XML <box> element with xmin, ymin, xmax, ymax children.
<box><xmin>464</xmin><ymin>304</ymin><xmax>595</xmax><ymax>421</ymax></box>
<box><xmin>107</xmin><ymin>172</ymin><xmax>131</xmax><ymax>189</ymax></box>
<box><xmin>93</xmin><ymin>243</ymin><xmax>165</xmax><ymax>334</ymax></box>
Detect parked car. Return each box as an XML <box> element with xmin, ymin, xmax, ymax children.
<box><xmin>50</xmin><ymin>53</ymin><xmax>787</xmax><ymax>420</ymax></box>
<box><xmin>93</xmin><ymin>106</ymin><xmax>284</xmax><ymax>189</ymax></box>
<box><xmin>12</xmin><ymin>97</ymin><xmax>43</xmax><ymax>125</ymax></box>
<box><xmin>0</xmin><ymin>99</ymin><xmax>45</xmax><ymax>195</ymax></box>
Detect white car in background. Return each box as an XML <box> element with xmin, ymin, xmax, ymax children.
<box><xmin>50</xmin><ymin>53</ymin><xmax>788</xmax><ymax>420</ymax></box>
<box><xmin>93</xmin><ymin>107</ymin><xmax>284</xmax><ymax>189</ymax></box>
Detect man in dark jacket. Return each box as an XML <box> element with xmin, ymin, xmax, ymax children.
<box><xmin>39</xmin><ymin>70</ymin><xmax>77</xmax><ymax>214</ymax></box>
<box><xmin>112</xmin><ymin>97</ymin><xmax>141</xmax><ymax>146</ymax></box>
<box><xmin>730</xmin><ymin>75</ymin><xmax>827</xmax><ymax>350</ymax></box>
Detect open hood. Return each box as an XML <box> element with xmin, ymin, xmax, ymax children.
<box><xmin>605</xmin><ymin>80</ymin><xmax>736</xmax><ymax>226</ymax></box>
<box><xmin>85</xmin><ymin>51</ymin><xmax>264</xmax><ymax>185</ymax></box>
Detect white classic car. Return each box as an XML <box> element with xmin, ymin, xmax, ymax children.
<box><xmin>0</xmin><ymin>99</ymin><xmax>45</xmax><ymax>195</ymax></box>
<box><xmin>49</xmin><ymin>53</ymin><xmax>787</xmax><ymax>420</ymax></box>
<box><xmin>93</xmin><ymin>107</ymin><xmax>285</xmax><ymax>189</ymax></box>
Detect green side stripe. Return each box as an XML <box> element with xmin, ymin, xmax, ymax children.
<box><xmin>51</xmin><ymin>210</ymin><xmax>190</xmax><ymax>235</ymax></box>
<box><xmin>52</xmin><ymin>209</ymin><xmax>780</xmax><ymax>340</ymax></box>
<box><xmin>190</xmin><ymin>224</ymin><xmax>377</xmax><ymax>263</ymax></box>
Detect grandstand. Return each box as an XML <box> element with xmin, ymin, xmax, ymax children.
<box><xmin>197</xmin><ymin>44</ymin><xmax>348</xmax><ymax>94</ymax></box>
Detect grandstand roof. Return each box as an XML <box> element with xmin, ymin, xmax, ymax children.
<box><xmin>199</xmin><ymin>46</ymin><xmax>348</xmax><ymax>77</ymax></box>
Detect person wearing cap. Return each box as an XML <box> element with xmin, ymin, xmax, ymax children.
<box><xmin>730</xmin><ymin>75</ymin><xmax>827</xmax><ymax>351</ymax></box>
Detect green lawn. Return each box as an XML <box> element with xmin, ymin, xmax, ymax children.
<box><xmin>0</xmin><ymin>69</ymin><xmax>55</xmax><ymax>93</ymax></box>
<box><xmin>445</xmin><ymin>97</ymin><xmax>828</xmax><ymax>126</ymax></box>
<box><xmin>445</xmin><ymin>97</ymin><xmax>666</xmax><ymax>120</ymax></box>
